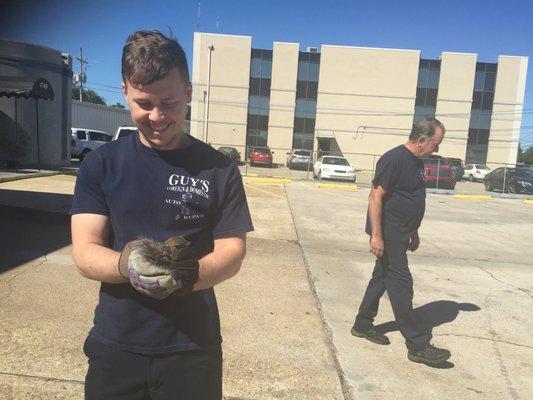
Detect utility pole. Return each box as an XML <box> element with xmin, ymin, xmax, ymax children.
<box><xmin>195</xmin><ymin>3</ymin><xmax>201</xmax><ymax>31</ymax></box>
<box><xmin>77</xmin><ymin>48</ymin><xmax>88</xmax><ymax>101</ymax></box>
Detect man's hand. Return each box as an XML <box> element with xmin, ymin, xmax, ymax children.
<box><xmin>118</xmin><ymin>236</ymin><xmax>199</xmax><ymax>299</ymax></box>
<box><xmin>409</xmin><ymin>231</ymin><xmax>420</xmax><ymax>252</ymax></box>
<box><xmin>369</xmin><ymin>235</ymin><xmax>385</xmax><ymax>258</ymax></box>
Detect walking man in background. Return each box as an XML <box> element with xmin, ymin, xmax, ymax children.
<box><xmin>71</xmin><ymin>30</ymin><xmax>253</xmax><ymax>399</ymax></box>
<box><xmin>351</xmin><ymin>117</ymin><xmax>451</xmax><ymax>366</ymax></box>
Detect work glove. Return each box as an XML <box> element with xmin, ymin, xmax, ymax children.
<box><xmin>118</xmin><ymin>236</ymin><xmax>199</xmax><ymax>300</ymax></box>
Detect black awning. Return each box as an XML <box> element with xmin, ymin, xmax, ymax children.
<box><xmin>0</xmin><ymin>78</ymin><xmax>54</xmax><ymax>100</ymax></box>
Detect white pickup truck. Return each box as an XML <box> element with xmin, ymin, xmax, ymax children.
<box><xmin>113</xmin><ymin>126</ymin><xmax>139</xmax><ymax>141</ymax></box>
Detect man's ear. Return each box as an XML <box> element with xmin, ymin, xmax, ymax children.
<box><xmin>417</xmin><ymin>136</ymin><xmax>426</xmax><ymax>147</ymax></box>
<box><xmin>122</xmin><ymin>82</ymin><xmax>130</xmax><ymax>105</ymax></box>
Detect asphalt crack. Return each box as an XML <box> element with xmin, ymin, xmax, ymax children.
<box><xmin>284</xmin><ymin>185</ymin><xmax>353</xmax><ymax>400</ymax></box>
<box><xmin>0</xmin><ymin>371</ymin><xmax>83</xmax><ymax>385</ymax></box>
<box><xmin>476</xmin><ymin>265</ymin><xmax>532</xmax><ymax>299</ymax></box>
<box><xmin>434</xmin><ymin>333</ymin><xmax>533</xmax><ymax>350</ymax></box>
<box><xmin>422</xmin><ymin>237</ymin><xmax>532</xmax><ymax>298</ymax></box>
<box><xmin>0</xmin><ymin>255</ymin><xmax>48</xmax><ymax>301</ymax></box>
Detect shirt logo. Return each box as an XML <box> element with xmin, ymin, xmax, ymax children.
<box><xmin>165</xmin><ymin>174</ymin><xmax>210</xmax><ymax>221</ymax></box>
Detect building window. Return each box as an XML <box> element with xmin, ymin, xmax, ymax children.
<box><xmin>466</xmin><ymin>62</ymin><xmax>497</xmax><ymax>164</ymax></box>
<box><xmin>413</xmin><ymin>59</ymin><xmax>440</xmax><ymax>125</ymax></box>
<box><xmin>247</xmin><ymin>49</ymin><xmax>273</xmax><ymax>154</ymax></box>
<box><xmin>292</xmin><ymin>51</ymin><xmax>320</xmax><ymax>150</ymax></box>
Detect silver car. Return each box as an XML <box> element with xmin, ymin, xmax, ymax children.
<box><xmin>286</xmin><ymin>149</ymin><xmax>313</xmax><ymax>170</ymax></box>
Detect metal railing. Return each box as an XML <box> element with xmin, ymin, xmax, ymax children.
<box><xmin>209</xmin><ymin>142</ymin><xmax>532</xmax><ymax>196</ymax></box>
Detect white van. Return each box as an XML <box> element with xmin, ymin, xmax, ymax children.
<box><xmin>71</xmin><ymin>128</ymin><xmax>113</xmax><ymax>161</ymax></box>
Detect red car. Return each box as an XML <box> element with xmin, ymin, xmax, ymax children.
<box><xmin>249</xmin><ymin>146</ymin><xmax>273</xmax><ymax>167</ymax></box>
<box><xmin>422</xmin><ymin>156</ymin><xmax>457</xmax><ymax>190</ymax></box>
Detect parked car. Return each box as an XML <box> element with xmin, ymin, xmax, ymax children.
<box><xmin>313</xmin><ymin>156</ymin><xmax>356</xmax><ymax>182</ymax></box>
<box><xmin>421</xmin><ymin>156</ymin><xmax>457</xmax><ymax>189</ymax></box>
<box><xmin>112</xmin><ymin>126</ymin><xmax>139</xmax><ymax>140</ymax></box>
<box><xmin>463</xmin><ymin>164</ymin><xmax>491</xmax><ymax>181</ymax></box>
<box><xmin>71</xmin><ymin>128</ymin><xmax>113</xmax><ymax>161</ymax></box>
<box><xmin>286</xmin><ymin>149</ymin><xmax>312</xmax><ymax>170</ymax></box>
<box><xmin>249</xmin><ymin>146</ymin><xmax>274</xmax><ymax>167</ymax></box>
<box><xmin>447</xmin><ymin>157</ymin><xmax>465</xmax><ymax>180</ymax></box>
<box><xmin>484</xmin><ymin>167</ymin><xmax>533</xmax><ymax>194</ymax></box>
<box><xmin>218</xmin><ymin>146</ymin><xmax>241</xmax><ymax>164</ymax></box>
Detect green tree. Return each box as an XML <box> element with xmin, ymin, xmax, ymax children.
<box><xmin>110</xmin><ymin>102</ymin><xmax>126</xmax><ymax>109</ymax></box>
<box><xmin>522</xmin><ymin>146</ymin><xmax>533</xmax><ymax>166</ymax></box>
<box><xmin>517</xmin><ymin>144</ymin><xmax>523</xmax><ymax>163</ymax></box>
<box><xmin>72</xmin><ymin>87</ymin><xmax>107</xmax><ymax>105</ymax></box>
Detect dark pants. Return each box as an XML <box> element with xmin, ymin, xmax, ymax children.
<box><xmin>354</xmin><ymin>239</ymin><xmax>429</xmax><ymax>350</ymax></box>
<box><xmin>84</xmin><ymin>337</ymin><xmax>222</xmax><ymax>400</ymax></box>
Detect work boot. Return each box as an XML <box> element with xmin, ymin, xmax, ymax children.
<box><xmin>408</xmin><ymin>344</ymin><xmax>451</xmax><ymax>366</ymax></box>
<box><xmin>351</xmin><ymin>325</ymin><xmax>390</xmax><ymax>345</ymax></box>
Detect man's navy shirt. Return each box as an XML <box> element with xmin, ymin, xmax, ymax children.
<box><xmin>71</xmin><ymin>134</ymin><xmax>253</xmax><ymax>354</ymax></box>
<box><xmin>365</xmin><ymin>145</ymin><xmax>426</xmax><ymax>241</ymax></box>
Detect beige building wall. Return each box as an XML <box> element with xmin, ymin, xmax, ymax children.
<box><xmin>316</xmin><ymin>45</ymin><xmax>420</xmax><ymax>170</ymax></box>
<box><xmin>435</xmin><ymin>52</ymin><xmax>477</xmax><ymax>159</ymax></box>
<box><xmin>190</xmin><ymin>33</ymin><xmax>528</xmax><ymax>169</ymax></box>
<box><xmin>268</xmin><ymin>42</ymin><xmax>299</xmax><ymax>164</ymax></box>
<box><xmin>190</xmin><ymin>32</ymin><xmax>251</xmax><ymax>156</ymax></box>
<box><xmin>487</xmin><ymin>56</ymin><xmax>528</xmax><ymax>167</ymax></box>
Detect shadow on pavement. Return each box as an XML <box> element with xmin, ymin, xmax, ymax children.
<box><xmin>374</xmin><ymin>301</ymin><xmax>479</xmax><ymax>369</ymax></box>
<box><xmin>0</xmin><ymin>190</ymin><xmax>73</xmax><ymax>273</ymax></box>
<box><xmin>375</xmin><ymin>300</ymin><xmax>481</xmax><ymax>336</ymax></box>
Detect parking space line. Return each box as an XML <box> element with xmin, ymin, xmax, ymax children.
<box><xmin>251</xmin><ymin>177</ymin><xmax>292</xmax><ymax>184</ymax></box>
<box><xmin>454</xmin><ymin>194</ymin><xmax>492</xmax><ymax>201</ymax></box>
<box><xmin>524</xmin><ymin>199</ymin><xmax>533</xmax><ymax>205</ymax></box>
<box><xmin>317</xmin><ymin>183</ymin><xmax>357</xmax><ymax>190</ymax></box>
<box><xmin>296</xmin><ymin>181</ymin><xmax>358</xmax><ymax>200</ymax></box>
<box><xmin>297</xmin><ymin>181</ymin><xmax>321</xmax><ymax>192</ymax></box>
<box><xmin>244</xmin><ymin>182</ymin><xmax>286</xmax><ymax>200</ymax></box>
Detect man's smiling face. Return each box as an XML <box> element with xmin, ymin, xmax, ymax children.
<box><xmin>124</xmin><ymin>67</ymin><xmax>192</xmax><ymax>150</ymax></box>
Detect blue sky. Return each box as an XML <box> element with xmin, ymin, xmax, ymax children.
<box><xmin>1</xmin><ymin>0</ymin><xmax>532</xmax><ymax>147</ymax></box>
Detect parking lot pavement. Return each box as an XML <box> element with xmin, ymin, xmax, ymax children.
<box><xmin>1</xmin><ymin>174</ymin><xmax>532</xmax><ymax>400</ymax></box>
<box><xmin>285</xmin><ymin>182</ymin><xmax>533</xmax><ymax>400</ymax></box>
<box><xmin>238</xmin><ymin>164</ymin><xmax>496</xmax><ymax>195</ymax></box>
<box><xmin>0</xmin><ymin>176</ymin><xmax>344</xmax><ymax>400</ymax></box>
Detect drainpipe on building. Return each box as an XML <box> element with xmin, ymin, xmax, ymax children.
<box><xmin>204</xmin><ymin>44</ymin><xmax>214</xmax><ymax>144</ymax></box>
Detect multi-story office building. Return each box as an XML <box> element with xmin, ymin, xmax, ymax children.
<box><xmin>190</xmin><ymin>32</ymin><xmax>528</xmax><ymax>169</ymax></box>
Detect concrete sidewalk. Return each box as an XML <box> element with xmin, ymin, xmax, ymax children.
<box><xmin>1</xmin><ymin>174</ymin><xmax>532</xmax><ymax>399</ymax></box>
<box><xmin>0</xmin><ymin>176</ymin><xmax>344</xmax><ymax>399</ymax></box>
<box><xmin>285</xmin><ymin>182</ymin><xmax>533</xmax><ymax>400</ymax></box>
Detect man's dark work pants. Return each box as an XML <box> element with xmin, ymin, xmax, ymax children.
<box><xmin>354</xmin><ymin>239</ymin><xmax>428</xmax><ymax>350</ymax></box>
<box><xmin>84</xmin><ymin>337</ymin><xmax>222</xmax><ymax>400</ymax></box>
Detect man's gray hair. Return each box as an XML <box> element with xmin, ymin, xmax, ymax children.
<box><xmin>409</xmin><ymin>117</ymin><xmax>445</xmax><ymax>142</ymax></box>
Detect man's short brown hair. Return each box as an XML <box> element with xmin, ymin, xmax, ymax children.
<box><xmin>122</xmin><ymin>30</ymin><xmax>190</xmax><ymax>85</ymax></box>
<box><xmin>409</xmin><ymin>117</ymin><xmax>445</xmax><ymax>142</ymax></box>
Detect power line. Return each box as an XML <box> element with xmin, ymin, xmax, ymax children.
<box><xmin>86</xmin><ymin>81</ymin><xmax>122</xmax><ymax>90</ymax></box>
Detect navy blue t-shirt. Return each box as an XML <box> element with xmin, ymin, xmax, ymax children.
<box><xmin>365</xmin><ymin>145</ymin><xmax>426</xmax><ymax>241</ymax></box>
<box><xmin>71</xmin><ymin>133</ymin><xmax>253</xmax><ymax>354</ymax></box>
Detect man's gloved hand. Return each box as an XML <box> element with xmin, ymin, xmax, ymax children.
<box><xmin>118</xmin><ymin>236</ymin><xmax>199</xmax><ymax>300</ymax></box>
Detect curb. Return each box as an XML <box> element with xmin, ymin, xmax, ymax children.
<box><xmin>0</xmin><ymin>171</ymin><xmax>62</xmax><ymax>183</ymax></box>
<box><xmin>317</xmin><ymin>183</ymin><xmax>357</xmax><ymax>191</ymax></box>
<box><xmin>454</xmin><ymin>194</ymin><xmax>492</xmax><ymax>201</ymax></box>
<box><xmin>251</xmin><ymin>177</ymin><xmax>292</xmax><ymax>184</ymax></box>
